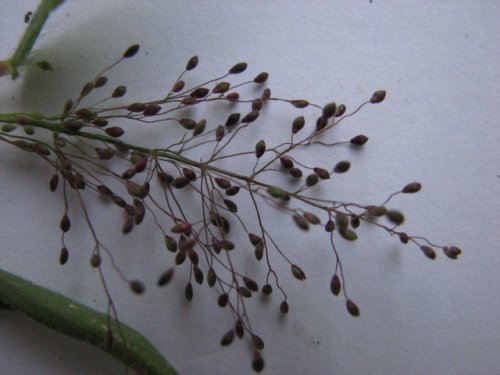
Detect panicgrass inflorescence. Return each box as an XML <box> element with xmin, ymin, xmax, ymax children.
<box><xmin>0</xmin><ymin>44</ymin><xmax>461</xmax><ymax>373</ymax></box>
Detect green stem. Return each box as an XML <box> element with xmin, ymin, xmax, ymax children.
<box><xmin>1</xmin><ymin>0</ymin><xmax>65</xmax><ymax>79</ymax></box>
<box><xmin>0</xmin><ymin>268</ymin><xmax>179</xmax><ymax>375</ymax></box>
<box><xmin>0</xmin><ymin>111</ymin><xmax>332</xmax><ymax>212</ymax></box>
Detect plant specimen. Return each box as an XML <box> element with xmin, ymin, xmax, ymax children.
<box><xmin>0</xmin><ymin>3</ymin><xmax>462</xmax><ymax>374</ymax></box>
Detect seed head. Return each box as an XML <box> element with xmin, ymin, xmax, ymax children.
<box><xmin>193</xmin><ymin>266</ymin><xmax>204</xmax><ymax>285</ymax></box>
<box><xmin>226</xmin><ymin>92</ymin><xmax>240</xmax><ymax>101</ymax></box>
<box><xmin>252</xmin><ymin>351</ymin><xmax>265</xmax><ymax>372</ymax></box>
<box><xmin>127</xmin><ymin>102</ymin><xmax>146</xmax><ymax>112</ymax></box>
<box><xmin>164</xmin><ymin>235</ymin><xmax>177</xmax><ymax>252</ymax></box>
<box><xmin>225</xmin><ymin>186</ymin><xmax>240</xmax><ymax>196</ymax></box>
<box><xmin>229</xmin><ymin>62</ymin><xmax>247</xmax><ymax>74</ymax></box>
<box><xmin>237</xmin><ymin>287</ymin><xmax>252</xmax><ymax>298</ymax></box>
<box><xmin>158</xmin><ymin>268</ymin><xmax>175</xmax><ymax>286</ymax></box>
<box><xmin>368</xmin><ymin>206</ymin><xmax>387</xmax><ymax>217</ymax></box>
<box><xmin>193</xmin><ymin>119</ymin><xmax>206</xmax><ymax>136</ymax></box>
<box><xmin>95</xmin><ymin>147</ymin><xmax>115</xmax><ymax>160</ymax></box>
<box><xmin>254</xmin><ymin>72</ymin><xmax>269</xmax><ymax>83</ymax></box>
<box><xmin>350</xmin><ymin>134</ymin><xmax>369</xmax><ymax>146</ymax></box>
<box><xmin>123</xmin><ymin>44</ymin><xmax>140</xmax><ymax>58</ymax></box>
<box><xmin>306</xmin><ymin>173</ymin><xmax>319</xmax><ymax>187</ymax></box>
<box><xmin>235</xmin><ymin>319</ymin><xmax>244</xmax><ymax>338</ymax></box>
<box><xmin>225</xmin><ymin>113</ymin><xmax>240</xmax><ymax>127</ymax></box>
<box><xmin>261</xmin><ymin>88</ymin><xmax>271</xmax><ymax>101</ymax></box>
<box><xmin>59</xmin><ymin>247</ymin><xmax>69</xmax><ymax>265</ymax></box>
<box><xmin>313</xmin><ymin>167</ymin><xmax>330</xmax><ymax>180</ymax></box>
<box><xmin>105</xmin><ymin>126</ymin><xmax>125</xmax><ymax>138</ymax></box>
<box><xmin>255</xmin><ymin>140</ymin><xmax>266</xmax><ymax>158</ymax></box>
<box><xmin>75</xmin><ymin>107</ymin><xmax>95</xmax><ymax>121</ymax></box>
<box><xmin>252</xmin><ymin>99</ymin><xmax>263</xmax><ymax>111</ymax></box>
<box><xmin>350</xmin><ymin>216</ymin><xmax>360</xmax><ymax>229</ymax></box>
<box><xmin>322</xmin><ymin>102</ymin><xmax>336</xmax><ymax>118</ymax></box>
<box><xmin>179</xmin><ymin>118</ymin><xmax>197</xmax><ymax>130</ymax></box>
<box><xmin>334</xmin><ymin>160</ymin><xmax>350</xmax><ymax>173</ymax></box>
<box><xmin>220</xmin><ymin>329</ymin><xmax>235</xmax><ymax>346</ymax></box>
<box><xmin>443</xmin><ymin>246</ymin><xmax>461</xmax><ymax>260</ymax></box>
<box><xmin>304</xmin><ymin>212</ymin><xmax>321</xmax><ymax>225</ymax></box>
<box><xmin>346</xmin><ymin>299</ymin><xmax>360</xmax><ymax>317</ymax></box>
<box><xmin>247</xmin><ymin>234</ymin><xmax>261</xmax><ymax>249</ymax></box>
<box><xmin>402</xmin><ymin>182</ymin><xmax>422</xmax><ymax>194</ymax></box>
<box><xmin>184</xmin><ymin>282</ymin><xmax>193</xmax><ymax>301</ymax></box>
<box><xmin>292</xmin><ymin>116</ymin><xmax>305</xmax><ymax>134</ymax></box>
<box><xmin>122</xmin><ymin>216</ymin><xmax>134</xmax><ymax>234</ymax></box>
<box><xmin>93</xmin><ymin>118</ymin><xmax>108</xmax><ymax>127</ymax></box>
<box><xmin>63</xmin><ymin>99</ymin><xmax>73</xmax><ymax>113</ymax></box>
<box><xmin>399</xmin><ymin>232</ymin><xmax>409</xmax><ymax>244</ymax></box>
<box><xmin>130</xmin><ymin>280</ymin><xmax>145</xmax><ymax>295</ymax></box>
<box><xmin>215</xmin><ymin>125</ymin><xmax>225</xmax><ymax>141</ymax></box>
<box><xmin>254</xmin><ymin>242</ymin><xmax>264</xmax><ymax>260</ymax></box>
<box><xmin>291</xmin><ymin>100</ymin><xmax>309</xmax><ymax>108</ymax></box>
<box><xmin>251</xmin><ymin>334</ymin><xmax>265</xmax><ymax>350</ymax></box>
<box><xmin>182</xmin><ymin>168</ymin><xmax>197</xmax><ymax>181</ymax></box>
<box><xmin>121</xmin><ymin>167</ymin><xmax>136</xmax><ymax>180</ymax></box>
<box><xmin>370</xmin><ymin>90</ymin><xmax>386</xmax><ymax>104</ymax></box>
<box><xmin>267</xmin><ymin>186</ymin><xmax>288</xmax><ymax>200</ymax></box>
<box><xmin>126</xmin><ymin>181</ymin><xmax>149</xmax><ymax>198</ymax></box>
<box><xmin>190</xmin><ymin>87</ymin><xmax>210</xmax><ymax>98</ymax></box>
<box><xmin>90</xmin><ymin>254</ymin><xmax>101</xmax><ymax>268</ymax></box>
<box><xmin>262</xmin><ymin>284</ymin><xmax>273</xmax><ymax>296</ymax></box>
<box><xmin>36</xmin><ymin>60</ymin><xmax>53</xmax><ymax>71</ymax></box>
<box><xmin>175</xmin><ymin>250</ymin><xmax>186</xmax><ymax>265</ymax></box>
<box><xmin>172</xmin><ymin>176</ymin><xmax>190</xmax><ymax>189</ymax></box>
<box><xmin>213</xmin><ymin>81</ymin><xmax>231</xmax><ymax>94</ymax></box>
<box><xmin>172</xmin><ymin>80</ymin><xmax>185</xmax><ymax>93</ymax></box>
<box><xmin>63</xmin><ymin>120</ymin><xmax>84</xmax><ymax>132</ymax></box>
<box><xmin>94</xmin><ymin>76</ymin><xmax>108</xmax><ymax>88</ymax></box>
<box><xmin>186</xmin><ymin>55</ymin><xmax>199</xmax><ymax>71</ymax></box>
<box><xmin>243</xmin><ymin>277</ymin><xmax>259</xmax><ymax>292</ymax></box>
<box><xmin>49</xmin><ymin>174</ymin><xmax>59</xmax><ymax>192</ymax></box>
<box><xmin>280</xmin><ymin>300</ymin><xmax>289</xmax><ymax>314</ymax></box>
<box><xmin>215</xmin><ymin>177</ymin><xmax>231</xmax><ymax>189</ymax></box>
<box><xmin>335</xmin><ymin>104</ymin><xmax>347</xmax><ymax>117</ymax></box>
<box><xmin>293</xmin><ymin>215</ymin><xmax>309</xmax><ymax>231</ymax></box>
<box><xmin>224</xmin><ymin>199</ymin><xmax>238</xmax><ymax>213</ymax></box>
<box><xmin>60</xmin><ymin>215</ymin><xmax>71</xmax><ymax>232</ymax></box>
<box><xmin>171</xmin><ymin>222</ymin><xmax>192</xmax><ymax>234</ymax></box>
<box><xmin>207</xmin><ymin>268</ymin><xmax>217</xmax><ymax>287</ymax></box>
<box><xmin>181</xmin><ymin>97</ymin><xmax>198</xmax><ymax>105</ymax></box>
<box><xmin>385</xmin><ymin>210</ymin><xmax>405</xmax><ymax>226</ymax></box>
<box><xmin>143</xmin><ymin>103</ymin><xmax>162</xmax><ymax>116</ymax></box>
<box><xmin>218</xmin><ymin>293</ymin><xmax>229</xmax><ymax>307</ymax></box>
<box><xmin>80</xmin><ymin>82</ymin><xmax>94</xmax><ymax>97</ymax></box>
<box><xmin>330</xmin><ymin>274</ymin><xmax>341</xmax><ymax>296</ymax></box>
<box><xmin>241</xmin><ymin>110</ymin><xmax>259</xmax><ymax>123</ymax></box>
<box><xmin>291</xmin><ymin>264</ymin><xmax>306</xmax><ymax>281</ymax></box>
<box><xmin>220</xmin><ymin>240</ymin><xmax>235</xmax><ymax>251</ymax></box>
<box><xmin>290</xmin><ymin>168</ymin><xmax>303</xmax><ymax>178</ymax></box>
<box><xmin>325</xmin><ymin>219</ymin><xmax>335</xmax><ymax>232</ymax></box>
<box><xmin>112</xmin><ymin>85</ymin><xmax>127</xmax><ymax>98</ymax></box>
<box><xmin>420</xmin><ymin>245</ymin><xmax>436</xmax><ymax>260</ymax></box>
<box><xmin>280</xmin><ymin>156</ymin><xmax>294</xmax><ymax>169</ymax></box>
<box><xmin>339</xmin><ymin>228</ymin><xmax>358</xmax><ymax>241</ymax></box>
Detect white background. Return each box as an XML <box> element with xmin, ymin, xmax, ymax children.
<box><xmin>1</xmin><ymin>1</ymin><xmax>499</xmax><ymax>375</ymax></box>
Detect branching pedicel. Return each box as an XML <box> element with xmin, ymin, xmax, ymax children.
<box><xmin>0</xmin><ymin>44</ymin><xmax>461</xmax><ymax>373</ymax></box>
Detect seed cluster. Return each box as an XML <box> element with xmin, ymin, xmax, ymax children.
<box><xmin>0</xmin><ymin>44</ymin><xmax>461</xmax><ymax>373</ymax></box>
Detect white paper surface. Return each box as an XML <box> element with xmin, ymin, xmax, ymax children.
<box><xmin>1</xmin><ymin>1</ymin><xmax>499</xmax><ymax>375</ymax></box>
